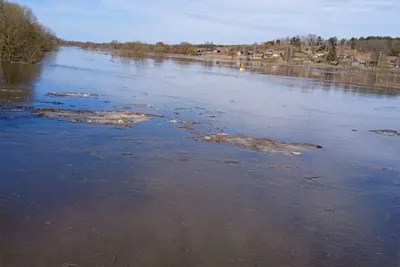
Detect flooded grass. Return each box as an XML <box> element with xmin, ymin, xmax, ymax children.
<box><xmin>45</xmin><ymin>92</ymin><xmax>101</xmax><ymax>98</ymax></box>
<box><xmin>33</xmin><ymin>108</ymin><xmax>156</xmax><ymax>126</ymax></box>
<box><xmin>201</xmin><ymin>133</ymin><xmax>322</xmax><ymax>155</ymax></box>
<box><xmin>369</xmin><ymin>129</ymin><xmax>400</xmax><ymax>136</ymax></box>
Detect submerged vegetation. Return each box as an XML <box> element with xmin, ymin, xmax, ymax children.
<box><xmin>0</xmin><ymin>0</ymin><xmax>58</xmax><ymax>63</ymax></box>
<box><xmin>63</xmin><ymin>40</ymin><xmax>199</xmax><ymax>57</ymax></box>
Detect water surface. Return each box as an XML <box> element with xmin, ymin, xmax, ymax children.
<box><xmin>1</xmin><ymin>48</ymin><xmax>399</xmax><ymax>267</ymax></box>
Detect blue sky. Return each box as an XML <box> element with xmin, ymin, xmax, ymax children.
<box><xmin>15</xmin><ymin>0</ymin><xmax>400</xmax><ymax>44</ymax></box>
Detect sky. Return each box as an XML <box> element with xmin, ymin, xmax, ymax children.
<box><xmin>15</xmin><ymin>0</ymin><xmax>400</xmax><ymax>44</ymax></box>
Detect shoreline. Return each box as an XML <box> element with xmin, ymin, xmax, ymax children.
<box><xmin>53</xmin><ymin>46</ymin><xmax>400</xmax><ymax>91</ymax></box>
<box><xmin>162</xmin><ymin>53</ymin><xmax>400</xmax><ymax>73</ymax></box>
<box><xmin>71</xmin><ymin>46</ymin><xmax>400</xmax><ymax>73</ymax></box>
<box><xmin>151</xmin><ymin>54</ymin><xmax>400</xmax><ymax>91</ymax></box>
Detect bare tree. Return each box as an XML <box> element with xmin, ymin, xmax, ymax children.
<box><xmin>178</xmin><ymin>42</ymin><xmax>195</xmax><ymax>55</ymax></box>
<box><xmin>306</xmin><ymin>34</ymin><xmax>317</xmax><ymax>46</ymax></box>
<box><xmin>0</xmin><ymin>1</ymin><xmax>57</xmax><ymax>63</ymax></box>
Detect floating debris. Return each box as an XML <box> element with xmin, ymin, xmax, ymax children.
<box><xmin>169</xmin><ymin>119</ymin><xmax>199</xmax><ymax>125</ymax></box>
<box><xmin>169</xmin><ymin>119</ymin><xmax>201</xmax><ymax>132</ymax></box>
<box><xmin>222</xmin><ymin>160</ymin><xmax>241</xmax><ymax>165</ymax></box>
<box><xmin>118</xmin><ymin>103</ymin><xmax>154</xmax><ymax>110</ymax></box>
<box><xmin>34</xmin><ymin>108</ymin><xmax>155</xmax><ymax>126</ymax></box>
<box><xmin>130</xmin><ymin>104</ymin><xmax>153</xmax><ymax>108</ymax></box>
<box><xmin>200</xmin><ymin>133</ymin><xmax>322</xmax><ymax>155</ymax></box>
<box><xmin>38</xmin><ymin>100</ymin><xmax>64</xmax><ymax>105</ymax></box>
<box><xmin>45</xmin><ymin>92</ymin><xmax>101</xmax><ymax>98</ymax></box>
<box><xmin>174</xmin><ymin>125</ymin><xmax>195</xmax><ymax>131</ymax></box>
<box><xmin>370</xmin><ymin>129</ymin><xmax>400</xmax><ymax>136</ymax></box>
<box><xmin>121</xmin><ymin>152</ymin><xmax>134</xmax><ymax>156</ymax></box>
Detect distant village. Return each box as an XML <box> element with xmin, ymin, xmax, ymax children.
<box><xmin>195</xmin><ymin>45</ymin><xmax>400</xmax><ymax>69</ymax></box>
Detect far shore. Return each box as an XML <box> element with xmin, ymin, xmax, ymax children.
<box><xmin>97</xmin><ymin>48</ymin><xmax>400</xmax><ymax>74</ymax></box>
<box><xmin>158</xmin><ymin>53</ymin><xmax>400</xmax><ymax>73</ymax></box>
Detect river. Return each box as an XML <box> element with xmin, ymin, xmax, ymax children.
<box><xmin>0</xmin><ymin>47</ymin><xmax>399</xmax><ymax>267</ymax></box>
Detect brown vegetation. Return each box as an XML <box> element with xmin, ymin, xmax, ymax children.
<box><xmin>201</xmin><ymin>133</ymin><xmax>322</xmax><ymax>155</ymax></box>
<box><xmin>0</xmin><ymin>0</ymin><xmax>58</xmax><ymax>63</ymax></box>
<box><xmin>63</xmin><ymin>40</ymin><xmax>198</xmax><ymax>58</ymax></box>
<box><xmin>62</xmin><ymin>35</ymin><xmax>400</xmax><ymax>69</ymax></box>
<box><xmin>34</xmin><ymin>108</ymin><xmax>154</xmax><ymax>127</ymax></box>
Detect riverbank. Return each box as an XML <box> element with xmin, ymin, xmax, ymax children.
<box><xmin>161</xmin><ymin>53</ymin><xmax>400</xmax><ymax>73</ymax></box>
<box><xmin>138</xmin><ymin>53</ymin><xmax>400</xmax><ymax>90</ymax></box>
<box><xmin>67</xmin><ymin>46</ymin><xmax>400</xmax><ymax>73</ymax></box>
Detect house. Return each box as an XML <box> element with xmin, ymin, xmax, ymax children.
<box><xmin>313</xmin><ymin>52</ymin><xmax>325</xmax><ymax>58</ymax></box>
<box><xmin>253</xmin><ymin>52</ymin><xmax>265</xmax><ymax>60</ymax></box>
<box><xmin>352</xmin><ymin>59</ymin><xmax>377</xmax><ymax>68</ymax></box>
<box><xmin>271</xmin><ymin>52</ymin><xmax>280</xmax><ymax>58</ymax></box>
<box><xmin>213</xmin><ymin>49</ymin><xmax>221</xmax><ymax>53</ymax></box>
<box><xmin>388</xmin><ymin>60</ymin><xmax>400</xmax><ymax>68</ymax></box>
<box><xmin>352</xmin><ymin>59</ymin><xmax>366</xmax><ymax>67</ymax></box>
<box><xmin>237</xmin><ymin>51</ymin><xmax>244</xmax><ymax>56</ymax></box>
<box><xmin>337</xmin><ymin>52</ymin><xmax>345</xmax><ymax>58</ymax></box>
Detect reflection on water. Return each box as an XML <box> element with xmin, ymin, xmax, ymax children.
<box><xmin>0</xmin><ymin>48</ymin><xmax>399</xmax><ymax>267</ymax></box>
<box><xmin>146</xmin><ymin>57</ymin><xmax>400</xmax><ymax>96</ymax></box>
<box><xmin>0</xmin><ymin>61</ymin><xmax>43</xmax><ymax>105</ymax></box>
<box><xmin>248</xmin><ymin>64</ymin><xmax>400</xmax><ymax>95</ymax></box>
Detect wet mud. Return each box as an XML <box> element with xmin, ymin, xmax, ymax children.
<box><xmin>201</xmin><ymin>133</ymin><xmax>322</xmax><ymax>155</ymax></box>
<box><xmin>34</xmin><ymin>108</ymin><xmax>156</xmax><ymax>126</ymax></box>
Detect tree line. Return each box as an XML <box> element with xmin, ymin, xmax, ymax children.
<box><xmin>0</xmin><ymin>0</ymin><xmax>58</xmax><ymax>63</ymax></box>
<box><xmin>272</xmin><ymin>34</ymin><xmax>400</xmax><ymax>56</ymax></box>
<box><xmin>62</xmin><ymin>35</ymin><xmax>400</xmax><ymax>59</ymax></box>
<box><xmin>61</xmin><ymin>40</ymin><xmax>203</xmax><ymax>57</ymax></box>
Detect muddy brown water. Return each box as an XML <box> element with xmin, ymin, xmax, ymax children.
<box><xmin>1</xmin><ymin>48</ymin><xmax>400</xmax><ymax>267</ymax></box>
